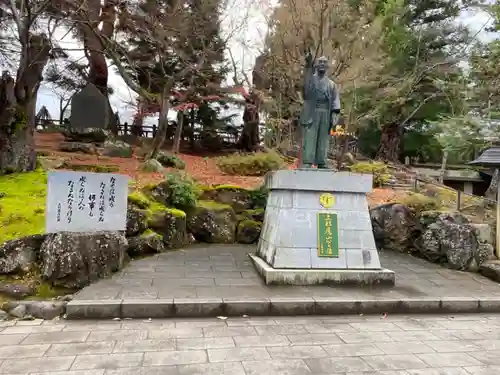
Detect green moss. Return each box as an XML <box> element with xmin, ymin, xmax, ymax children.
<box><xmin>197</xmin><ymin>200</ymin><xmax>232</xmax><ymax>210</ymax></box>
<box><xmin>238</xmin><ymin>219</ymin><xmax>262</xmax><ymax>231</ymax></box>
<box><xmin>398</xmin><ymin>192</ymin><xmax>442</xmax><ymax>214</ymax></box>
<box><xmin>128</xmin><ymin>192</ymin><xmax>151</xmax><ymax>209</ymax></box>
<box><xmin>60</xmin><ymin>163</ymin><xmax>120</xmax><ymax>173</ymax></box>
<box><xmin>0</xmin><ymin>273</ymin><xmax>72</xmax><ymax>301</ymax></box>
<box><xmin>147</xmin><ymin>204</ymin><xmax>186</xmax><ymax>218</ymax></box>
<box><xmin>0</xmin><ymin>170</ymin><xmax>47</xmax><ymax>244</ymax></box>
<box><xmin>165</xmin><ymin>207</ymin><xmax>186</xmax><ymax>218</ymax></box>
<box><xmin>349</xmin><ymin>162</ymin><xmax>391</xmax><ymax>187</ymax></box>
<box><xmin>203</xmin><ymin>184</ymin><xmax>248</xmax><ymax>192</ymax></box>
<box><xmin>140</xmin><ymin>229</ymin><xmax>156</xmax><ymax>237</ymax></box>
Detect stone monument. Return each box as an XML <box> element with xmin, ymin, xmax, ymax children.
<box><xmin>70</xmin><ymin>83</ymin><xmax>109</xmax><ymax>131</ymax></box>
<box><xmin>250</xmin><ymin>48</ymin><xmax>395</xmax><ymax>286</ymax></box>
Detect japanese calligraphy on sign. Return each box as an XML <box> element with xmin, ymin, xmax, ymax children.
<box><xmin>46</xmin><ymin>171</ymin><xmax>129</xmax><ymax>233</ymax></box>
<box><xmin>317</xmin><ymin>213</ymin><xmax>339</xmax><ymax>257</ymax></box>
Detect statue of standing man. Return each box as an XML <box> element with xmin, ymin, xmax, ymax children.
<box><xmin>299</xmin><ymin>47</ymin><xmax>341</xmax><ymax>169</ymax></box>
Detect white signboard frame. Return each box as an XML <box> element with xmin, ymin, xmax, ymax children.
<box><xmin>46</xmin><ymin>171</ymin><xmax>129</xmax><ymax>233</ymax></box>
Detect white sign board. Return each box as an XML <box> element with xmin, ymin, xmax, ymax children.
<box><xmin>46</xmin><ymin>171</ymin><xmax>129</xmax><ymax>233</ymax></box>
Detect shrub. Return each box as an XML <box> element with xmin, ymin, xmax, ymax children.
<box><xmin>399</xmin><ymin>192</ymin><xmax>441</xmax><ymax>214</ymax></box>
<box><xmin>349</xmin><ymin>162</ymin><xmax>391</xmax><ymax>187</ymax></box>
<box><xmin>156</xmin><ymin>152</ymin><xmax>186</xmax><ymax>170</ymax></box>
<box><xmin>248</xmin><ymin>185</ymin><xmax>269</xmax><ymax>208</ymax></box>
<box><xmin>216</xmin><ymin>151</ymin><xmax>285</xmax><ymax>176</ymax></box>
<box><xmin>146</xmin><ymin>172</ymin><xmax>199</xmax><ymax>209</ymax></box>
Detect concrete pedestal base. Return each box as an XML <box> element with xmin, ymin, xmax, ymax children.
<box><xmin>250</xmin><ymin>254</ymin><xmax>395</xmax><ymax>286</ymax></box>
<box><xmin>254</xmin><ymin>169</ymin><xmax>395</xmax><ymax>286</ymax></box>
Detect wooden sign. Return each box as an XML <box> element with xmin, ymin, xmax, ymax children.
<box><xmin>317</xmin><ymin>213</ymin><xmax>339</xmax><ymax>257</ymax></box>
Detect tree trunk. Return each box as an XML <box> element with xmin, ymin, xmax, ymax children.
<box><xmin>486</xmin><ymin>169</ymin><xmax>499</xmax><ymax>201</ymax></box>
<box><xmin>0</xmin><ymin>34</ymin><xmax>50</xmax><ymax>175</ymax></box>
<box><xmin>439</xmin><ymin>150</ymin><xmax>448</xmax><ymax>184</ymax></box>
<box><xmin>189</xmin><ymin>108</ymin><xmax>195</xmax><ymax>148</ymax></box>
<box><xmin>172</xmin><ymin>111</ymin><xmax>184</xmax><ymax>154</ymax></box>
<box><xmin>238</xmin><ymin>98</ymin><xmax>260</xmax><ymax>151</ymax></box>
<box><xmin>376</xmin><ymin>122</ymin><xmax>402</xmax><ymax>162</ymax></box>
<box><xmin>147</xmin><ymin>86</ymin><xmax>171</xmax><ymax>160</ymax></box>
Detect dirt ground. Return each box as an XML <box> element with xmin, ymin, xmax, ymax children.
<box><xmin>35</xmin><ymin>131</ymin><xmax>403</xmax><ymax>206</ymax></box>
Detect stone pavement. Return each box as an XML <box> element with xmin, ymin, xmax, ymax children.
<box><xmin>3</xmin><ymin>314</ymin><xmax>500</xmax><ymax>374</ymax></box>
<box><xmin>68</xmin><ymin>245</ymin><xmax>500</xmax><ymax>319</ymax></box>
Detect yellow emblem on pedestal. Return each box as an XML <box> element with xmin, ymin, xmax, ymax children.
<box><xmin>319</xmin><ymin>193</ymin><xmax>335</xmax><ymax>208</ymax></box>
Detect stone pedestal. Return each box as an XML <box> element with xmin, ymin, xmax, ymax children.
<box><xmin>250</xmin><ymin>169</ymin><xmax>395</xmax><ymax>285</ymax></box>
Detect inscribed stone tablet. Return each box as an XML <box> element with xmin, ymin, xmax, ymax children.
<box><xmin>45</xmin><ymin>171</ymin><xmax>128</xmax><ymax>233</ymax></box>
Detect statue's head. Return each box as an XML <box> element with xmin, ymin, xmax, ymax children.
<box><xmin>315</xmin><ymin>56</ymin><xmax>329</xmax><ymax>74</ymax></box>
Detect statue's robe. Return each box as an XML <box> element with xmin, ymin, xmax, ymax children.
<box><xmin>299</xmin><ymin>67</ymin><xmax>340</xmax><ymax>168</ymax></box>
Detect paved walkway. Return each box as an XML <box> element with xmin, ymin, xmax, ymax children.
<box><xmin>74</xmin><ymin>244</ymin><xmax>500</xmax><ymax>301</ymax></box>
<box><xmin>2</xmin><ymin>314</ymin><xmax>500</xmax><ymax>374</ymax></box>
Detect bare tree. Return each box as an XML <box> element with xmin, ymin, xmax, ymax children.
<box><xmin>0</xmin><ymin>0</ymin><xmax>52</xmax><ymax>174</ymax></box>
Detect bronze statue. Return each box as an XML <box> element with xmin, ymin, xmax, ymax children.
<box><xmin>299</xmin><ymin>48</ymin><xmax>340</xmax><ymax>168</ymax></box>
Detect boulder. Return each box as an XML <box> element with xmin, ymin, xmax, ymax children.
<box><xmin>0</xmin><ymin>283</ymin><xmax>35</xmax><ymax>299</ymax></box>
<box><xmin>187</xmin><ymin>202</ymin><xmax>237</xmax><ymax>243</ymax></box>
<box><xmin>0</xmin><ymin>234</ymin><xmax>46</xmax><ymax>275</ymax></box>
<box><xmin>141</xmin><ymin>159</ymin><xmax>164</xmax><ymax>173</ymax></box>
<box><xmin>479</xmin><ymin>260</ymin><xmax>500</xmax><ymax>282</ymax></box>
<box><xmin>236</xmin><ymin>220</ymin><xmax>262</xmax><ymax>244</ymax></box>
<box><xmin>419</xmin><ymin>212</ymin><xmax>489</xmax><ymax>271</ymax></box>
<box><xmin>101</xmin><ymin>140</ymin><xmax>133</xmax><ymax>158</ymax></box>
<box><xmin>40</xmin><ymin>231</ymin><xmax>128</xmax><ymax>289</ymax></box>
<box><xmin>63</xmin><ymin>128</ymin><xmax>110</xmax><ymax>143</ymax></box>
<box><xmin>148</xmin><ymin>210</ymin><xmax>187</xmax><ymax>249</ymax></box>
<box><xmin>201</xmin><ymin>187</ymin><xmax>252</xmax><ymax>213</ymax></box>
<box><xmin>419</xmin><ymin>210</ymin><xmax>469</xmax><ymax>229</ymax></box>
<box><xmin>239</xmin><ymin>208</ymin><xmax>265</xmax><ymax>222</ymax></box>
<box><xmin>3</xmin><ymin>301</ymin><xmax>66</xmax><ymax>320</ymax></box>
<box><xmin>369</xmin><ymin>203</ymin><xmax>421</xmax><ymax>253</ymax></box>
<box><xmin>156</xmin><ymin>152</ymin><xmax>185</xmax><ymax>169</ymax></box>
<box><xmin>37</xmin><ymin>156</ymin><xmax>66</xmax><ymax>170</ymax></box>
<box><xmin>59</xmin><ymin>142</ymin><xmax>97</xmax><ymax>155</ymax></box>
<box><xmin>126</xmin><ymin>207</ymin><xmax>148</xmax><ymax>237</ymax></box>
<box><xmin>128</xmin><ymin>232</ymin><xmax>166</xmax><ymax>256</ymax></box>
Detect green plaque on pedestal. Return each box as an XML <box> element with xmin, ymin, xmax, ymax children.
<box><xmin>317</xmin><ymin>213</ymin><xmax>339</xmax><ymax>257</ymax></box>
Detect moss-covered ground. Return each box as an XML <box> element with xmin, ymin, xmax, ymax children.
<box><xmin>0</xmin><ymin>169</ymin><xmax>47</xmax><ymax>244</ymax></box>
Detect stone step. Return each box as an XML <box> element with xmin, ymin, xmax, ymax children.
<box><xmin>65</xmin><ymin>296</ymin><xmax>500</xmax><ymax>319</ymax></box>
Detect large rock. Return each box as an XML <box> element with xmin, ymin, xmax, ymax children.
<box><xmin>101</xmin><ymin>140</ymin><xmax>133</xmax><ymax>158</ymax></box>
<box><xmin>59</xmin><ymin>142</ymin><xmax>97</xmax><ymax>155</ymax></box>
<box><xmin>419</xmin><ymin>212</ymin><xmax>491</xmax><ymax>271</ymax></box>
<box><xmin>156</xmin><ymin>152</ymin><xmax>185</xmax><ymax>169</ymax></box>
<box><xmin>236</xmin><ymin>220</ymin><xmax>262</xmax><ymax>244</ymax></box>
<box><xmin>128</xmin><ymin>232</ymin><xmax>166</xmax><ymax>256</ymax></box>
<box><xmin>126</xmin><ymin>207</ymin><xmax>148</xmax><ymax>237</ymax></box>
<box><xmin>202</xmin><ymin>187</ymin><xmax>252</xmax><ymax>214</ymax></box>
<box><xmin>148</xmin><ymin>210</ymin><xmax>187</xmax><ymax>249</ymax></box>
<box><xmin>0</xmin><ymin>235</ymin><xmax>46</xmax><ymax>275</ymax></box>
<box><xmin>479</xmin><ymin>260</ymin><xmax>500</xmax><ymax>282</ymax></box>
<box><xmin>0</xmin><ymin>283</ymin><xmax>35</xmax><ymax>299</ymax></box>
<box><xmin>40</xmin><ymin>231</ymin><xmax>128</xmax><ymax>289</ymax></box>
<box><xmin>141</xmin><ymin>159</ymin><xmax>164</xmax><ymax>173</ymax></box>
<box><xmin>187</xmin><ymin>202</ymin><xmax>237</xmax><ymax>243</ymax></box>
<box><xmin>63</xmin><ymin>128</ymin><xmax>110</xmax><ymax>143</ymax></box>
<box><xmin>369</xmin><ymin>203</ymin><xmax>421</xmax><ymax>253</ymax></box>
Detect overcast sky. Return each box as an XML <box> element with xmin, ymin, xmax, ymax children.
<box><xmin>33</xmin><ymin>4</ymin><xmax>493</xmax><ymax>125</ymax></box>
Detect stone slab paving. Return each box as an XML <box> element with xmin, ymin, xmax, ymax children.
<box><xmin>68</xmin><ymin>245</ymin><xmax>500</xmax><ymax>319</ymax></box>
<box><xmin>3</xmin><ymin>314</ymin><xmax>500</xmax><ymax>374</ymax></box>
